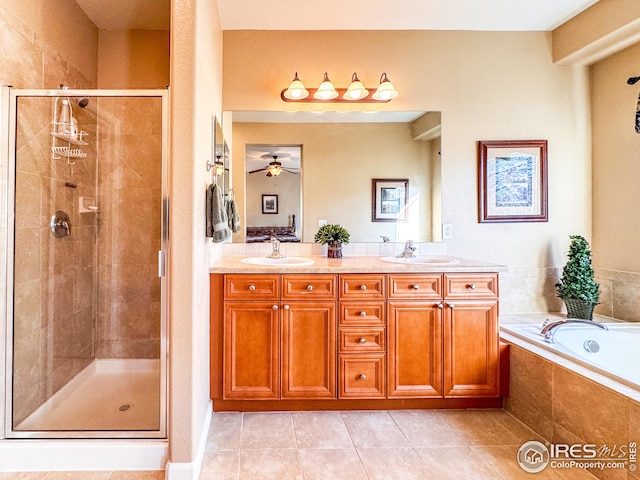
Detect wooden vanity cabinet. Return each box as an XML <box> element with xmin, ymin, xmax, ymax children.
<box><xmin>222</xmin><ymin>274</ymin><xmax>337</xmax><ymax>401</ymax></box>
<box><xmin>442</xmin><ymin>274</ymin><xmax>500</xmax><ymax>397</ymax></box>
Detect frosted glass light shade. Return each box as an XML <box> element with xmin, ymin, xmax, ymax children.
<box><xmin>372</xmin><ymin>73</ymin><xmax>399</xmax><ymax>101</ymax></box>
<box><xmin>344</xmin><ymin>73</ymin><xmax>369</xmax><ymax>100</ymax></box>
<box><xmin>283</xmin><ymin>73</ymin><xmax>309</xmax><ymax>100</ymax></box>
<box><xmin>313</xmin><ymin>72</ymin><xmax>338</xmax><ymax>100</ymax></box>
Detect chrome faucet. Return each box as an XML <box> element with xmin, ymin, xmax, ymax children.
<box><xmin>266</xmin><ymin>235</ymin><xmax>284</xmax><ymax>259</ymax></box>
<box><xmin>540</xmin><ymin>318</ymin><xmax>608</xmax><ymax>343</ymax></box>
<box><xmin>397</xmin><ymin>240</ymin><xmax>416</xmax><ymax>258</ymax></box>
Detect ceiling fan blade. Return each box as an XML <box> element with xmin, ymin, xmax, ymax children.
<box><xmin>249</xmin><ymin>167</ymin><xmax>268</xmax><ymax>174</ymax></box>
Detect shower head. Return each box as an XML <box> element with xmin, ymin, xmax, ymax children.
<box><xmin>77</xmin><ymin>97</ymin><xmax>89</xmax><ymax>108</ymax></box>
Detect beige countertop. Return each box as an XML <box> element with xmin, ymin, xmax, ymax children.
<box><xmin>209</xmin><ymin>255</ymin><xmax>507</xmax><ymax>274</ymax></box>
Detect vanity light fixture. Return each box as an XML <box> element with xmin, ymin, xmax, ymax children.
<box><xmin>372</xmin><ymin>73</ymin><xmax>399</xmax><ymax>101</ymax></box>
<box><xmin>281</xmin><ymin>72</ymin><xmax>398</xmax><ymax>103</ymax></box>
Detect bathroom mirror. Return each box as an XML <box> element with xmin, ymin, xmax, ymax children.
<box><xmin>230</xmin><ymin>110</ymin><xmax>442</xmax><ymax>243</ymax></box>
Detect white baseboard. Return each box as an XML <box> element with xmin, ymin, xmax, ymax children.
<box><xmin>165</xmin><ymin>400</ymin><xmax>212</xmax><ymax>480</ymax></box>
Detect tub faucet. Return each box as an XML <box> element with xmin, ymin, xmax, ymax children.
<box><xmin>266</xmin><ymin>236</ymin><xmax>284</xmax><ymax>259</ymax></box>
<box><xmin>540</xmin><ymin>318</ymin><xmax>608</xmax><ymax>344</ymax></box>
<box><xmin>397</xmin><ymin>240</ymin><xmax>416</xmax><ymax>258</ymax></box>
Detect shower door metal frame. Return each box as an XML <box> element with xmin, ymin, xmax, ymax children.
<box><xmin>2</xmin><ymin>87</ymin><xmax>170</xmax><ymax>439</ymax></box>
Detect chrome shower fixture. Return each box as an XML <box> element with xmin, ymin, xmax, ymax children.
<box><xmin>77</xmin><ymin>97</ymin><xmax>89</xmax><ymax>108</ymax></box>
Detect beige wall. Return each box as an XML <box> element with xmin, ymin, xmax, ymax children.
<box><xmin>169</xmin><ymin>0</ymin><xmax>223</xmax><ymax>466</ymax></box>
<box><xmin>98</xmin><ymin>30</ymin><xmax>170</xmax><ymax>89</ymax></box>
<box><xmin>224</xmin><ymin>30</ymin><xmax>592</xmax><ymax>313</ymax></box>
<box><xmin>590</xmin><ymin>41</ymin><xmax>640</xmax><ymax>322</ymax></box>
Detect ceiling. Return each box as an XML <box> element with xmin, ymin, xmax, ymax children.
<box><xmin>245</xmin><ymin>146</ymin><xmax>301</xmax><ymax>175</ymax></box>
<box><xmin>75</xmin><ymin>0</ymin><xmax>598</xmax><ymax>31</ymax></box>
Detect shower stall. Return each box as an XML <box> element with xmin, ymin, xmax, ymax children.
<box><xmin>1</xmin><ymin>87</ymin><xmax>169</xmax><ymax>440</ymax></box>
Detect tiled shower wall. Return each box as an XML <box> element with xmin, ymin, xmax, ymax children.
<box><xmin>95</xmin><ymin>97</ymin><xmax>162</xmax><ymax>358</ymax></box>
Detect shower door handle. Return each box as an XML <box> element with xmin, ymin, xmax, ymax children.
<box><xmin>158</xmin><ymin>250</ymin><xmax>166</xmax><ymax>277</ymax></box>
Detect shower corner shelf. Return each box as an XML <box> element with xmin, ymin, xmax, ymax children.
<box><xmin>50</xmin><ymin>130</ymin><xmax>89</xmax><ymax>146</ymax></box>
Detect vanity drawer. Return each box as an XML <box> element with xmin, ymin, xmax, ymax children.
<box><xmin>339</xmin><ymin>274</ymin><xmax>386</xmax><ymax>299</ymax></box>
<box><xmin>224</xmin><ymin>274</ymin><xmax>280</xmax><ymax>300</ymax></box>
<box><xmin>444</xmin><ymin>274</ymin><xmax>498</xmax><ymax>299</ymax></box>
<box><xmin>339</xmin><ymin>354</ymin><xmax>386</xmax><ymax>398</ymax></box>
<box><xmin>339</xmin><ymin>301</ymin><xmax>385</xmax><ymax>326</ymax></box>
<box><xmin>388</xmin><ymin>274</ymin><xmax>442</xmax><ymax>299</ymax></box>
<box><xmin>282</xmin><ymin>275</ymin><xmax>336</xmax><ymax>300</ymax></box>
<box><xmin>339</xmin><ymin>327</ymin><xmax>385</xmax><ymax>353</ymax></box>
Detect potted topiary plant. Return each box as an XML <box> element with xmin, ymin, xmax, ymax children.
<box><xmin>314</xmin><ymin>224</ymin><xmax>350</xmax><ymax>258</ymax></box>
<box><xmin>555</xmin><ymin>235</ymin><xmax>600</xmax><ymax>320</ymax></box>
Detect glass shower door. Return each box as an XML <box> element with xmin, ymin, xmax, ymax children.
<box><xmin>4</xmin><ymin>88</ymin><xmax>168</xmax><ymax>439</ymax></box>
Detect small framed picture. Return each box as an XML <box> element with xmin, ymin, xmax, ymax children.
<box><xmin>477</xmin><ymin>140</ymin><xmax>548</xmax><ymax>223</ymax></box>
<box><xmin>372</xmin><ymin>178</ymin><xmax>408</xmax><ymax>222</ymax></box>
<box><xmin>262</xmin><ymin>194</ymin><xmax>278</xmax><ymax>214</ymax></box>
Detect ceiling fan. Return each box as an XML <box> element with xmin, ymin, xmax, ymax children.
<box><xmin>248</xmin><ymin>155</ymin><xmax>299</xmax><ymax>177</ymax></box>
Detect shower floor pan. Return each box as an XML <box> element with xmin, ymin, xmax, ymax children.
<box><xmin>16</xmin><ymin>359</ymin><xmax>160</xmax><ymax>432</ymax></box>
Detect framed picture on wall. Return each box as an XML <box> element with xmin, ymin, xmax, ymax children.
<box><xmin>372</xmin><ymin>178</ymin><xmax>408</xmax><ymax>222</ymax></box>
<box><xmin>477</xmin><ymin>140</ymin><xmax>548</xmax><ymax>223</ymax></box>
<box><xmin>262</xmin><ymin>194</ymin><xmax>278</xmax><ymax>214</ymax></box>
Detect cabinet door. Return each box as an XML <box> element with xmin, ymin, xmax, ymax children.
<box><xmin>224</xmin><ymin>302</ymin><xmax>279</xmax><ymax>399</ymax></box>
<box><xmin>281</xmin><ymin>301</ymin><xmax>337</xmax><ymax>399</ymax></box>
<box><xmin>443</xmin><ymin>300</ymin><xmax>499</xmax><ymax>397</ymax></box>
<box><xmin>388</xmin><ymin>301</ymin><xmax>443</xmax><ymax>397</ymax></box>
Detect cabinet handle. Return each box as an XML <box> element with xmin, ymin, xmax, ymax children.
<box><xmin>448</xmin><ymin>303</ymin><xmax>455</xmax><ymax>309</ymax></box>
<box><xmin>359</xmin><ymin>285</ymin><xmax>367</xmax><ymax>291</ymax></box>
<box><xmin>359</xmin><ymin>311</ymin><xmax>367</xmax><ymax>317</ymax></box>
<box><xmin>306</xmin><ymin>285</ymin><xmax>314</xmax><ymax>291</ymax></box>
<box><xmin>249</xmin><ymin>284</ymin><xmax>256</xmax><ymax>291</ymax></box>
<box><xmin>358</xmin><ymin>374</ymin><xmax>367</xmax><ymax>380</ymax></box>
<box><xmin>436</xmin><ymin>302</ymin><xmax>444</xmax><ymax>309</ymax></box>
<box><xmin>283</xmin><ymin>304</ymin><xmax>290</xmax><ymax>310</ymax></box>
<box><xmin>468</xmin><ymin>284</ymin><xmax>477</xmax><ymax>290</ymax></box>
<box><xmin>272</xmin><ymin>305</ymin><xmax>279</xmax><ymax>310</ymax></box>
<box><xmin>411</xmin><ymin>284</ymin><xmax>420</xmax><ymax>290</ymax></box>
<box><xmin>358</xmin><ymin>337</ymin><xmax>367</xmax><ymax>344</ymax></box>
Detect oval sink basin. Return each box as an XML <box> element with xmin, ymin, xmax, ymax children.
<box><xmin>379</xmin><ymin>255</ymin><xmax>460</xmax><ymax>265</ymax></box>
<box><xmin>240</xmin><ymin>256</ymin><xmax>314</xmax><ymax>266</ymax></box>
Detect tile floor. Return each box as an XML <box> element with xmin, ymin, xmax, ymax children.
<box><xmin>199</xmin><ymin>409</ymin><xmax>598</xmax><ymax>480</ymax></box>
<box><xmin>0</xmin><ymin>408</ymin><xmax>601</xmax><ymax>480</ymax></box>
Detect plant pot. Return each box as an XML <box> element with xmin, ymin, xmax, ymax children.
<box><xmin>327</xmin><ymin>243</ymin><xmax>343</xmax><ymax>258</ymax></box>
<box><xmin>564</xmin><ymin>298</ymin><xmax>596</xmax><ymax>320</ymax></box>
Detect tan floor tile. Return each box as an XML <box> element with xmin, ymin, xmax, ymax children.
<box><xmin>206</xmin><ymin>412</ymin><xmax>242</xmax><ymax>451</ymax></box>
<box><xmin>42</xmin><ymin>473</ymin><xmax>111</xmax><ymax>480</ymax></box>
<box><xmin>292</xmin><ymin>411</ymin><xmax>353</xmax><ymax>449</ymax></box>
<box><xmin>199</xmin><ymin>450</ymin><xmax>239</xmax><ymax>480</ymax></box>
<box><xmin>340</xmin><ymin>411</ymin><xmax>409</xmax><ymax>448</ymax></box>
<box><xmin>487</xmin><ymin>409</ymin><xmax>545</xmax><ymax>443</ymax></box>
<box><xmin>0</xmin><ymin>475</ymin><xmax>48</xmax><ymax>480</ymax></box>
<box><xmin>476</xmin><ymin>445</ymin><xmax>568</xmax><ymax>480</ymax></box>
<box><xmin>238</xmin><ymin>449</ymin><xmax>302</xmax><ymax>480</ymax></box>
<box><xmin>240</xmin><ymin>412</ymin><xmax>297</xmax><ymax>450</ymax></box>
<box><xmin>440</xmin><ymin>409</ymin><xmax>523</xmax><ymax>446</ymax></box>
<box><xmin>416</xmin><ymin>446</ymin><xmax>504</xmax><ymax>480</ymax></box>
<box><xmin>108</xmin><ymin>472</ymin><xmax>164</xmax><ymax>480</ymax></box>
<box><xmin>298</xmin><ymin>448</ymin><xmax>367</xmax><ymax>480</ymax></box>
<box><xmin>389</xmin><ymin>409</ymin><xmax>466</xmax><ymax>447</ymax></box>
<box><xmin>357</xmin><ymin>447</ymin><xmax>434</xmax><ymax>480</ymax></box>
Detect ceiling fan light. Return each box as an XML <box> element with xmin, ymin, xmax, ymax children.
<box><xmin>313</xmin><ymin>72</ymin><xmax>338</xmax><ymax>100</ymax></box>
<box><xmin>372</xmin><ymin>73</ymin><xmax>399</xmax><ymax>101</ymax></box>
<box><xmin>283</xmin><ymin>72</ymin><xmax>309</xmax><ymax>100</ymax></box>
<box><xmin>268</xmin><ymin>164</ymin><xmax>282</xmax><ymax>176</ymax></box>
<box><xmin>344</xmin><ymin>73</ymin><xmax>369</xmax><ymax>100</ymax></box>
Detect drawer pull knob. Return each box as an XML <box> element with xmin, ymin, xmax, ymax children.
<box><xmin>358</xmin><ymin>337</ymin><xmax>367</xmax><ymax>344</ymax></box>
<box><xmin>437</xmin><ymin>302</ymin><xmax>444</xmax><ymax>309</ymax></box>
<box><xmin>411</xmin><ymin>284</ymin><xmax>420</xmax><ymax>290</ymax></box>
<box><xmin>358</xmin><ymin>374</ymin><xmax>367</xmax><ymax>380</ymax></box>
<box><xmin>359</xmin><ymin>311</ymin><xmax>367</xmax><ymax>317</ymax></box>
<box><xmin>448</xmin><ymin>303</ymin><xmax>455</xmax><ymax>309</ymax></box>
<box><xmin>283</xmin><ymin>304</ymin><xmax>290</xmax><ymax>310</ymax></box>
<box><xmin>306</xmin><ymin>285</ymin><xmax>314</xmax><ymax>291</ymax></box>
<box><xmin>468</xmin><ymin>284</ymin><xmax>477</xmax><ymax>290</ymax></box>
<box><xmin>359</xmin><ymin>285</ymin><xmax>367</xmax><ymax>291</ymax></box>
<box><xmin>272</xmin><ymin>305</ymin><xmax>279</xmax><ymax>310</ymax></box>
<box><xmin>249</xmin><ymin>284</ymin><xmax>256</xmax><ymax>291</ymax></box>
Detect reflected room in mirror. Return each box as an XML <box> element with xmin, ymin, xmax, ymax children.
<box><xmin>232</xmin><ymin>110</ymin><xmax>442</xmax><ymax>243</ymax></box>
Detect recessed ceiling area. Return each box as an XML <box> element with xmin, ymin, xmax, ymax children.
<box><xmin>74</xmin><ymin>0</ymin><xmax>599</xmax><ymax>32</ymax></box>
